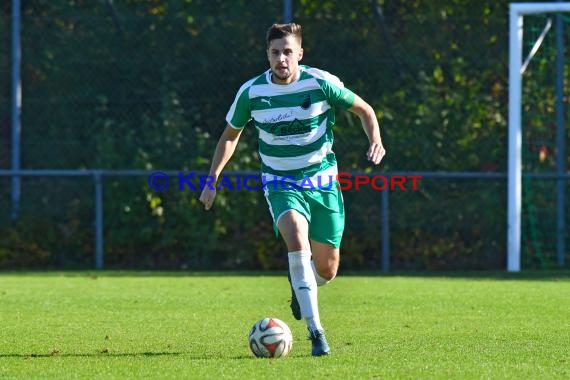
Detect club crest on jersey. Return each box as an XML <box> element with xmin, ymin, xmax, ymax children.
<box><xmin>301</xmin><ymin>94</ymin><xmax>311</xmax><ymax>110</ymax></box>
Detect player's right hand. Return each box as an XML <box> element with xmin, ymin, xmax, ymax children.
<box><xmin>199</xmin><ymin>187</ymin><xmax>217</xmax><ymax>210</ymax></box>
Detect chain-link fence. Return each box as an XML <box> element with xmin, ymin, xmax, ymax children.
<box><xmin>0</xmin><ymin>1</ymin><xmax>568</xmax><ymax>271</ymax></box>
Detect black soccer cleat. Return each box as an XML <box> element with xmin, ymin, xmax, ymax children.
<box><xmin>287</xmin><ymin>272</ymin><xmax>302</xmax><ymax>320</ymax></box>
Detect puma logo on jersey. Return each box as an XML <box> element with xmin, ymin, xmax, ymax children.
<box><xmin>260</xmin><ymin>98</ymin><xmax>272</xmax><ymax>106</ymax></box>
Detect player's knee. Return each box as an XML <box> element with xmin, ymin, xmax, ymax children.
<box><xmin>320</xmin><ymin>267</ymin><xmax>337</xmax><ymax>282</ymax></box>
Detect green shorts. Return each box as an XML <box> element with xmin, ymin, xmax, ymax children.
<box><xmin>264</xmin><ymin>182</ymin><xmax>345</xmax><ymax>248</ymax></box>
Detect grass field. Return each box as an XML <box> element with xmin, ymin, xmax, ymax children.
<box><xmin>1</xmin><ymin>271</ymin><xmax>569</xmax><ymax>379</ymax></box>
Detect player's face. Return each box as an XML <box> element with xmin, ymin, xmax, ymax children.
<box><xmin>267</xmin><ymin>36</ymin><xmax>303</xmax><ymax>85</ymax></box>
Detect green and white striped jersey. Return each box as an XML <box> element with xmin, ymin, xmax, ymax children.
<box><xmin>226</xmin><ymin>65</ymin><xmax>355</xmax><ymax>188</ymax></box>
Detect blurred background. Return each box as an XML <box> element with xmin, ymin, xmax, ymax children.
<box><xmin>0</xmin><ymin>0</ymin><xmax>568</xmax><ymax>271</ymax></box>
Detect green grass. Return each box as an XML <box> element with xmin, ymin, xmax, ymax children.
<box><xmin>1</xmin><ymin>271</ymin><xmax>570</xmax><ymax>379</ymax></box>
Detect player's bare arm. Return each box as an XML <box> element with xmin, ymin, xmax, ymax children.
<box><xmin>199</xmin><ymin>124</ymin><xmax>243</xmax><ymax>210</ymax></box>
<box><xmin>349</xmin><ymin>95</ymin><xmax>386</xmax><ymax>165</ymax></box>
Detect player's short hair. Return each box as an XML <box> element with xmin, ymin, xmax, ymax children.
<box><xmin>266</xmin><ymin>23</ymin><xmax>302</xmax><ymax>48</ymax></box>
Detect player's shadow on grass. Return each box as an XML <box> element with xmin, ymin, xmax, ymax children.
<box><xmin>0</xmin><ymin>352</ymin><xmax>182</xmax><ymax>358</ymax></box>
<box><xmin>0</xmin><ymin>352</ymin><xmax>253</xmax><ymax>360</ymax></box>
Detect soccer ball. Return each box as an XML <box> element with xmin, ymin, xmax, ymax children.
<box><xmin>248</xmin><ymin>317</ymin><xmax>293</xmax><ymax>358</ymax></box>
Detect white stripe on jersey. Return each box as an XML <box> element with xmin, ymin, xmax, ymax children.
<box><xmin>260</xmin><ymin>141</ymin><xmax>333</xmax><ymax>171</ymax></box>
<box><xmin>251</xmin><ymin>100</ymin><xmax>331</xmax><ymax>125</ymax></box>
<box><xmin>303</xmin><ymin>67</ymin><xmax>345</xmax><ymax>88</ymax></box>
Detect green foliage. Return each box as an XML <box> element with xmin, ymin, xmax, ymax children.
<box><xmin>0</xmin><ymin>214</ymin><xmax>92</xmax><ymax>269</ymax></box>
<box><xmin>0</xmin><ymin>218</ymin><xmax>54</xmax><ymax>268</ymax></box>
<box><xmin>0</xmin><ymin>1</ymin><xmax>566</xmax><ymax>270</ymax></box>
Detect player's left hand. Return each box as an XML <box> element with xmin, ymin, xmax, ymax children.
<box><xmin>367</xmin><ymin>142</ymin><xmax>386</xmax><ymax>165</ymax></box>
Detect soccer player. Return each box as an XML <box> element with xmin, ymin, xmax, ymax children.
<box><xmin>199</xmin><ymin>23</ymin><xmax>385</xmax><ymax>356</ymax></box>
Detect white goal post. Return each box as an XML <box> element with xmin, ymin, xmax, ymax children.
<box><xmin>508</xmin><ymin>2</ymin><xmax>570</xmax><ymax>272</ymax></box>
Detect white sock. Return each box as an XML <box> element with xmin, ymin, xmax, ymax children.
<box><xmin>311</xmin><ymin>260</ymin><xmax>331</xmax><ymax>286</ymax></box>
<box><xmin>288</xmin><ymin>250</ymin><xmax>323</xmax><ymax>331</ymax></box>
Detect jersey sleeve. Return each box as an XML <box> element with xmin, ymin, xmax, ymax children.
<box><xmin>306</xmin><ymin>67</ymin><xmax>356</xmax><ymax>109</ymax></box>
<box><xmin>225</xmin><ymin>83</ymin><xmax>252</xmax><ymax>129</ymax></box>
<box><xmin>317</xmin><ymin>78</ymin><xmax>355</xmax><ymax>109</ymax></box>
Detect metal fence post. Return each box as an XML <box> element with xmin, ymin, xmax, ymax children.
<box><xmin>94</xmin><ymin>171</ymin><xmax>104</xmax><ymax>269</ymax></box>
<box><xmin>11</xmin><ymin>0</ymin><xmax>22</xmax><ymax>220</ymax></box>
<box><xmin>283</xmin><ymin>0</ymin><xmax>292</xmax><ymax>23</ymax></box>
<box><xmin>381</xmin><ymin>187</ymin><xmax>390</xmax><ymax>273</ymax></box>
<box><xmin>555</xmin><ymin>9</ymin><xmax>566</xmax><ymax>267</ymax></box>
